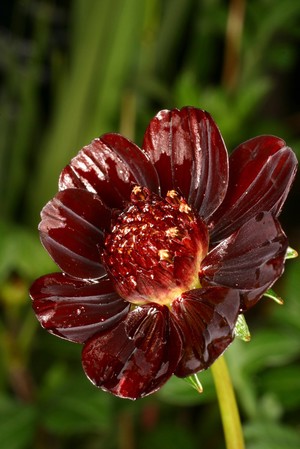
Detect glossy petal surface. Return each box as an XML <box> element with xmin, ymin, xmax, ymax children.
<box><xmin>201</xmin><ymin>212</ymin><xmax>288</xmax><ymax>310</ymax></box>
<box><xmin>238</xmin><ymin>285</ymin><xmax>274</xmax><ymax>312</ymax></box>
<box><xmin>82</xmin><ymin>304</ymin><xmax>183</xmax><ymax>399</ymax></box>
<box><xmin>171</xmin><ymin>287</ymin><xmax>239</xmax><ymax>377</ymax></box>
<box><xmin>210</xmin><ymin>136</ymin><xmax>297</xmax><ymax>242</ymax></box>
<box><xmin>59</xmin><ymin>133</ymin><xmax>160</xmax><ymax>209</ymax></box>
<box><xmin>39</xmin><ymin>188</ymin><xmax>110</xmax><ymax>279</ymax></box>
<box><xmin>142</xmin><ymin>107</ymin><xmax>228</xmax><ymax>220</ymax></box>
<box><xmin>30</xmin><ymin>105</ymin><xmax>297</xmax><ymax>400</ymax></box>
<box><xmin>30</xmin><ymin>273</ymin><xmax>130</xmax><ymax>343</ymax></box>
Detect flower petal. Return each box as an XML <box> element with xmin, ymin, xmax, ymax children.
<box><xmin>39</xmin><ymin>188</ymin><xmax>110</xmax><ymax>279</ymax></box>
<box><xmin>171</xmin><ymin>287</ymin><xmax>239</xmax><ymax>377</ymax></box>
<box><xmin>142</xmin><ymin>107</ymin><xmax>228</xmax><ymax>220</ymax></box>
<box><xmin>30</xmin><ymin>273</ymin><xmax>130</xmax><ymax>343</ymax></box>
<box><xmin>82</xmin><ymin>304</ymin><xmax>183</xmax><ymax>399</ymax></box>
<box><xmin>201</xmin><ymin>212</ymin><xmax>288</xmax><ymax>311</ymax></box>
<box><xmin>59</xmin><ymin>133</ymin><xmax>160</xmax><ymax>209</ymax></box>
<box><xmin>210</xmin><ymin>136</ymin><xmax>297</xmax><ymax>242</ymax></box>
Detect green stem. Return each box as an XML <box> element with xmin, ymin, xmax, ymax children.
<box><xmin>211</xmin><ymin>355</ymin><xmax>245</xmax><ymax>449</ymax></box>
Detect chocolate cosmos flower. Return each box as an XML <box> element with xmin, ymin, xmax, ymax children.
<box><xmin>30</xmin><ymin>107</ymin><xmax>297</xmax><ymax>399</ymax></box>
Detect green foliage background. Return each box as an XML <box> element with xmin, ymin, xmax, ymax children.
<box><xmin>0</xmin><ymin>1</ymin><xmax>299</xmax><ymax>448</ymax></box>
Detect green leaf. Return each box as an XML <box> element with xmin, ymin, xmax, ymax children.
<box><xmin>40</xmin><ymin>366</ymin><xmax>113</xmax><ymax>436</ymax></box>
<box><xmin>228</xmin><ymin>330</ymin><xmax>299</xmax><ymax>376</ymax></box>
<box><xmin>0</xmin><ymin>395</ymin><xmax>36</xmax><ymax>449</ymax></box>
<box><xmin>0</xmin><ymin>220</ymin><xmax>55</xmax><ymax>282</ymax></box>
<box><xmin>259</xmin><ymin>365</ymin><xmax>300</xmax><ymax>411</ymax></box>
<box><xmin>244</xmin><ymin>421</ymin><xmax>300</xmax><ymax>449</ymax></box>
<box><xmin>140</xmin><ymin>421</ymin><xmax>197</xmax><ymax>449</ymax></box>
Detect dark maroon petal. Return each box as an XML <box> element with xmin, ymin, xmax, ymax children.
<box><xmin>39</xmin><ymin>188</ymin><xmax>110</xmax><ymax>279</ymax></box>
<box><xmin>210</xmin><ymin>136</ymin><xmax>297</xmax><ymax>242</ymax></box>
<box><xmin>238</xmin><ymin>285</ymin><xmax>273</xmax><ymax>313</ymax></box>
<box><xmin>201</xmin><ymin>212</ymin><xmax>288</xmax><ymax>311</ymax></box>
<box><xmin>142</xmin><ymin>107</ymin><xmax>228</xmax><ymax>220</ymax></box>
<box><xmin>30</xmin><ymin>273</ymin><xmax>130</xmax><ymax>343</ymax></box>
<box><xmin>82</xmin><ymin>304</ymin><xmax>183</xmax><ymax>399</ymax></box>
<box><xmin>59</xmin><ymin>133</ymin><xmax>160</xmax><ymax>209</ymax></box>
<box><xmin>171</xmin><ymin>287</ymin><xmax>239</xmax><ymax>377</ymax></box>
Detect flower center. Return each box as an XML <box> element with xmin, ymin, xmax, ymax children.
<box><xmin>102</xmin><ymin>186</ymin><xmax>209</xmax><ymax>305</ymax></box>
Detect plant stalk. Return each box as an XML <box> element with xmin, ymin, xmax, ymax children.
<box><xmin>211</xmin><ymin>355</ymin><xmax>245</xmax><ymax>449</ymax></box>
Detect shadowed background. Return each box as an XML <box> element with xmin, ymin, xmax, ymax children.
<box><xmin>0</xmin><ymin>1</ymin><xmax>300</xmax><ymax>448</ymax></box>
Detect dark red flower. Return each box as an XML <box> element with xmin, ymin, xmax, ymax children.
<box><xmin>30</xmin><ymin>107</ymin><xmax>297</xmax><ymax>399</ymax></box>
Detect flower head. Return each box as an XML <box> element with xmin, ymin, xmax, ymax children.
<box><xmin>30</xmin><ymin>107</ymin><xmax>297</xmax><ymax>399</ymax></box>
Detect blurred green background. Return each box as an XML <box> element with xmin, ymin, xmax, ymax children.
<box><xmin>0</xmin><ymin>0</ymin><xmax>300</xmax><ymax>448</ymax></box>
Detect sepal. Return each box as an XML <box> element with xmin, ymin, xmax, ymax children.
<box><xmin>184</xmin><ymin>373</ymin><xmax>203</xmax><ymax>393</ymax></box>
<box><xmin>234</xmin><ymin>314</ymin><xmax>251</xmax><ymax>342</ymax></box>
<box><xmin>264</xmin><ymin>288</ymin><xmax>284</xmax><ymax>305</ymax></box>
<box><xmin>285</xmin><ymin>246</ymin><xmax>298</xmax><ymax>260</ymax></box>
